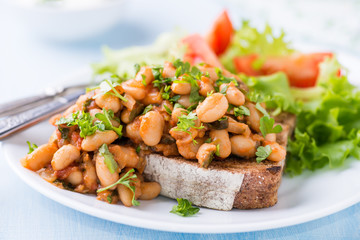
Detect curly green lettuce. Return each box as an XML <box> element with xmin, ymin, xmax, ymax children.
<box><xmin>285</xmin><ymin>58</ymin><xmax>360</xmax><ymax>176</ymax></box>
<box><xmin>220</xmin><ymin>20</ymin><xmax>294</xmax><ymax>73</ymax></box>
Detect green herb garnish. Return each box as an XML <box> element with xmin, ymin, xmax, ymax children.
<box><xmin>259</xmin><ymin>116</ymin><xmax>282</xmax><ymax>137</ymax></box>
<box><xmin>170</xmin><ymin>198</ymin><xmax>200</xmax><ymax>217</ymax></box>
<box><xmin>97</xmin><ymin>168</ymin><xmax>140</xmax><ymax>206</ymax></box>
<box><xmin>95</xmin><ymin>109</ymin><xmax>123</xmax><ymax>137</ymax></box>
<box><xmin>234</xmin><ymin>106</ymin><xmax>250</xmax><ymax>117</ymax></box>
<box><xmin>98</xmin><ymin>144</ymin><xmax>119</xmax><ymax>174</ymax></box>
<box><xmin>142</xmin><ymin>105</ymin><xmax>153</xmax><ymax>115</ymax></box>
<box><xmin>26</xmin><ymin>141</ymin><xmax>38</xmax><ymax>154</ymax></box>
<box><xmin>255</xmin><ymin>145</ymin><xmax>272</xmax><ymax>163</ymax></box>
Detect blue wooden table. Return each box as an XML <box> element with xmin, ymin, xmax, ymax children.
<box><xmin>1</xmin><ymin>0</ymin><xmax>360</xmax><ymax>239</ymax></box>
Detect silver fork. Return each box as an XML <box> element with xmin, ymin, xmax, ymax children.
<box><xmin>0</xmin><ymin>84</ymin><xmax>88</xmax><ymax>140</ymax></box>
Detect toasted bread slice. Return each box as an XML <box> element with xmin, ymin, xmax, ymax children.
<box><xmin>143</xmin><ymin>113</ymin><xmax>296</xmax><ymax>210</ymax></box>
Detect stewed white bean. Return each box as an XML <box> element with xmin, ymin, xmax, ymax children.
<box><xmin>109</xmin><ymin>145</ymin><xmax>139</xmax><ymax>169</ymax></box>
<box><xmin>135</xmin><ymin>66</ymin><xmax>154</xmax><ymax>86</ymax></box>
<box><xmin>139</xmin><ymin>182</ymin><xmax>161</xmax><ymax>200</ymax></box>
<box><xmin>177</xmin><ymin>95</ymin><xmax>192</xmax><ymax>108</ymax></box>
<box><xmin>220</xmin><ymin>82</ymin><xmax>245</xmax><ymax>106</ymax></box>
<box><xmin>121</xmin><ymin>80</ymin><xmax>146</xmax><ymax>100</ymax></box>
<box><xmin>230</xmin><ymin>135</ymin><xmax>257</xmax><ymax>158</ymax></box>
<box><xmin>95</xmin><ymin>152</ymin><xmax>119</xmax><ymax>188</ymax></box>
<box><xmin>95</xmin><ymin>93</ymin><xmax>122</xmax><ymax>113</ymax></box>
<box><xmin>264</xmin><ymin>141</ymin><xmax>286</xmax><ymax>162</ymax></box>
<box><xmin>171</xmin><ymin>81</ymin><xmax>191</xmax><ymax>95</ymax></box>
<box><xmin>140</xmin><ymin>111</ymin><xmax>164</xmax><ymax>146</ymax></box>
<box><xmin>209</xmin><ymin>129</ymin><xmax>231</xmax><ymax>158</ymax></box>
<box><xmin>51</xmin><ymin>144</ymin><xmax>80</xmax><ymax>171</ymax></box>
<box><xmin>246</xmin><ymin>103</ymin><xmax>263</xmax><ymax>133</ymax></box>
<box><xmin>21</xmin><ymin>143</ymin><xmax>58</xmax><ymax>171</ymax></box>
<box><xmin>196</xmin><ymin>93</ymin><xmax>228</xmax><ymax>123</ymax></box>
<box><xmin>227</xmin><ymin>117</ymin><xmax>251</xmax><ymax>137</ymax></box>
<box><xmin>196</xmin><ymin>143</ymin><xmax>216</xmax><ymax>168</ymax></box>
<box><xmin>66</xmin><ymin>170</ymin><xmax>83</xmax><ymax>186</ymax></box>
<box><xmin>81</xmin><ymin>130</ymin><xmax>118</xmax><ymax>152</ymax></box>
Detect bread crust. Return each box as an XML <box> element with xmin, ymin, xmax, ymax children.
<box><xmin>144</xmin><ymin>113</ymin><xmax>296</xmax><ymax>210</ymax></box>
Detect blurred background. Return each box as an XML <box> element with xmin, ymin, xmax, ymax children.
<box><xmin>1</xmin><ymin>0</ymin><xmax>359</xmax><ymax>104</ymax></box>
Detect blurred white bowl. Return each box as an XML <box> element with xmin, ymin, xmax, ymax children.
<box><xmin>6</xmin><ymin>0</ymin><xmax>127</xmax><ymax>41</ymax></box>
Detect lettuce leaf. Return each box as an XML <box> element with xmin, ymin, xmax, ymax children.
<box><xmin>285</xmin><ymin>59</ymin><xmax>360</xmax><ymax>176</ymax></box>
<box><xmin>243</xmin><ymin>72</ymin><xmax>299</xmax><ymax>115</ymax></box>
<box><xmin>220</xmin><ymin>21</ymin><xmax>294</xmax><ymax>73</ymax></box>
<box><xmin>92</xmin><ymin>31</ymin><xmax>185</xmax><ymax>79</ymax></box>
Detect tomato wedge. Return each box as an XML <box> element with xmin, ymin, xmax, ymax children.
<box><xmin>206</xmin><ymin>10</ymin><xmax>234</xmax><ymax>56</ymax></box>
<box><xmin>182</xmin><ymin>34</ymin><xmax>223</xmax><ymax>68</ymax></box>
<box><xmin>234</xmin><ymin>53</ymin><xmax>333</xmax><ymax>88</ymax></box>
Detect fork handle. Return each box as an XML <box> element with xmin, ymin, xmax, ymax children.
<box><xmin>0</xmin><ymin>89</ymin><xmax>84</xmax><ymax>140</ymax></box>
<box><xmin>0</xmin><ymin>94</ymin><xmax>54</xmax><ymax>116</ymax></box>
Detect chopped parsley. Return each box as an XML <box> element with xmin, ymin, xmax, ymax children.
<box><xmin>56</xmin><ymin>111</ymin><xmax>99</xmax><ymax>138</ymax></box>
<box><xmin>107</xmin><ymin>195</ymin><xmax>113</xmax><ymax>204</ymax></box>
<box><xmin>97</xmin><ymin>168</ymin><xmax>140</xmax><ymax>206</ymax></box>
<box><xmin>134</xmin><ymin>63</ymin><xmax>141</xmax><ymax>74</ymax></box>
<box><xmin>215</xmin><ymin>144</ymin><xmax>220</xmax><ymax>157</ymax></box>
<box><xmin>174</xmin><ymin>112</ymin><xmax>204</xmax><ymax>143</ymax></box>
<box><xmin>58</xmin><ymin>126</ymin><xmax>70</xmax><ymax>140</ymax></box>
<box><xmin>170</xmin><ymin>198</ymin><xmax>200</xmax><ymax>217</ymax></box>
<box><xmin>234</xmin><ymin>106</ymin><xmax>250</xmax><ymax>117</ymax></box>
<box><xmin>256</xmin><ymin>145</ymin><xmax>272</xmax><ymax>163</ymax></box>
<box><xmin>255</xmin><ymin>102</ymin><xmax>269</xmax><ymax>117</ymax></box>
<box><xmin>26</xmin><ymin>141</ymin><xmax>38</xmax><ymax>154</ymax></box>
<box><xmin>164</xmin><ymin>105</ymin><xmax>172</xmax><ymax>115</ymax></box>
<box><xmin>141</xmin><ymin>74</ymin><xmax>147</xmax><ymax>86</ymax></box>
<box><xmin>220</xmin><ymin>85</ymin><xmax>228</xmax><ymax>95</ymax></box>
<box><xmin>98</xmin><ymin>144</ymin><xmax>119</xmax><ymax>174</ymax></box>
<box><xmin>215</xmin><ymin>68</ymin><xmax>238</xmax><ymax>88</ymax></box>
<box><xmin>95</xmin><ymin>109</ymin><xmax>123</xmax><ymax>137</ymax></box>
<box><xmin>135</xmin><ymin>146</ymin><xmax>141</xmax><ymax>154</ymax></box>
<box><xmin>142</xmin><ymin>105</ymin><xmax>153</xmax><ymax>115</ymax></box>
<box><xmin>99</xmin><ymin>79</ymin><xmax>128</xmax><ymax>102</ymax></box>
<box><xmin>259</xmin><ymin>116</ymin><xmax>282</xmax><ymax>137</ymax></box>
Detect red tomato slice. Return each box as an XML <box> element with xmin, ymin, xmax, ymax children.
<box><xmin>182</xmin><ymin>34</ymin><xmax>223</xmax><ymax>68</ymax></box>
<box><xmin>233</xmin><ymin>55</ymin><xmax>261</xmax><ymax>76</ymax></box>
<box><xmin>234</xmin><ymin>53</ymin><xmax>333</xmax><ymax>88</ymax></box>
<box><xmin>206</xmin><ymin>10</ymin><xmax>234</xmax><ymax>56</ymax></box>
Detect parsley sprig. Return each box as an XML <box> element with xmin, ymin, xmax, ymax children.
<box><xmin>95</xmin><ymin>109</ymin><xmax>123</xmax><ymax>137</ymax></box>
<box><xmin>255</xmin><ymin>145</ymin><xmax>272</xmax><ymax>163</ymax></box>
<box><xmin>98</xmin><ymin>80</ymin><xmax>128</xmax><ymax>102</ymax></box>
<box><xmin>97</xmin><ymin>168</ymin><xmax>140</xmax><ymax>206</ymax></box>
<box><xmin>56</xmin><ymin>111</ymin><xmax>100</xmax><ymax>138</ymax></box>
<box><xmin>26</xmin><ymin>141</ymin><xmax>38</xmax><ymax>154</ymax></box>
<box><xmin>174</xmin><ymin>111</ymin><xmax>204</xmax><ymax>143</ymax></box>
<box><xmin>170</xmin><ymin>198</ymin><xmax>200</xmax><ymax>217</ymax></box>
<box><xmin>259</xmin><ymin>116</ymin><xmax>283</xmax><ymax>137</ymax></box>
<box><xmin>98</xmin><ymin>144</ymin><xmax>118</xmax><ymax>174</ymax></box>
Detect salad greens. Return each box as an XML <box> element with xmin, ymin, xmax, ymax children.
<box><xmin>92</xmin><ymin>31</ymin><xmax>185</xmax><ymax>79</ymax></box>
<box><xmin>220</xmin><ymin>21</ymin><xmax>294</xmax><ymax>73</ymax></box>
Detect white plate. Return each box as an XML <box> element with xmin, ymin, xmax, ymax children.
<box><xmin>3</xmin><ymin>49</ymin><xmax>360</xmax><ymax>233</ymax></box>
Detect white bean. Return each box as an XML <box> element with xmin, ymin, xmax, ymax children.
<box><xmin>140</xmin><ymin>111</ymin><xmax>164</xmax><ymax>146</ymax></box>
<box><xmin>209</xmin><ymin>129</ymin><xmax>231</xmax><ymax>158</ymax></box>
<box><xmin>95</xmin><ymin>152</ymin><xmax>119</xmax><ymax>188</ymax></box>
<box><xmin>81</xmin><ymin>131</ymin><xmax>118</xmax><ymax>152</ymax></box>
<box><xmin>21</xmin><ymin>143</ymin><xmax>58</xmax><ymax>171</ymax></box>
<box><xmin>196</xmin><ymin>93</ymin><xmax>228</xmax><ymax>123</ymax></box>
<box><xmin>95</xmin><ymin>93</ymin><xmax>122</xmax><ymax>113</ymax></box>
<box><xmin>51</xmin><ymin>144</ymin><xmax>80</xmax><ymax>171</ymax></box>
<box><xmin>139</xmin><ymin>182</ymin><xmax>161</xmax><ymax>200</ymax></box>
<box><xmin>230</xmin><ymin>135</ymin><xmax>257</xmax><ymax>158</ymax></box>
